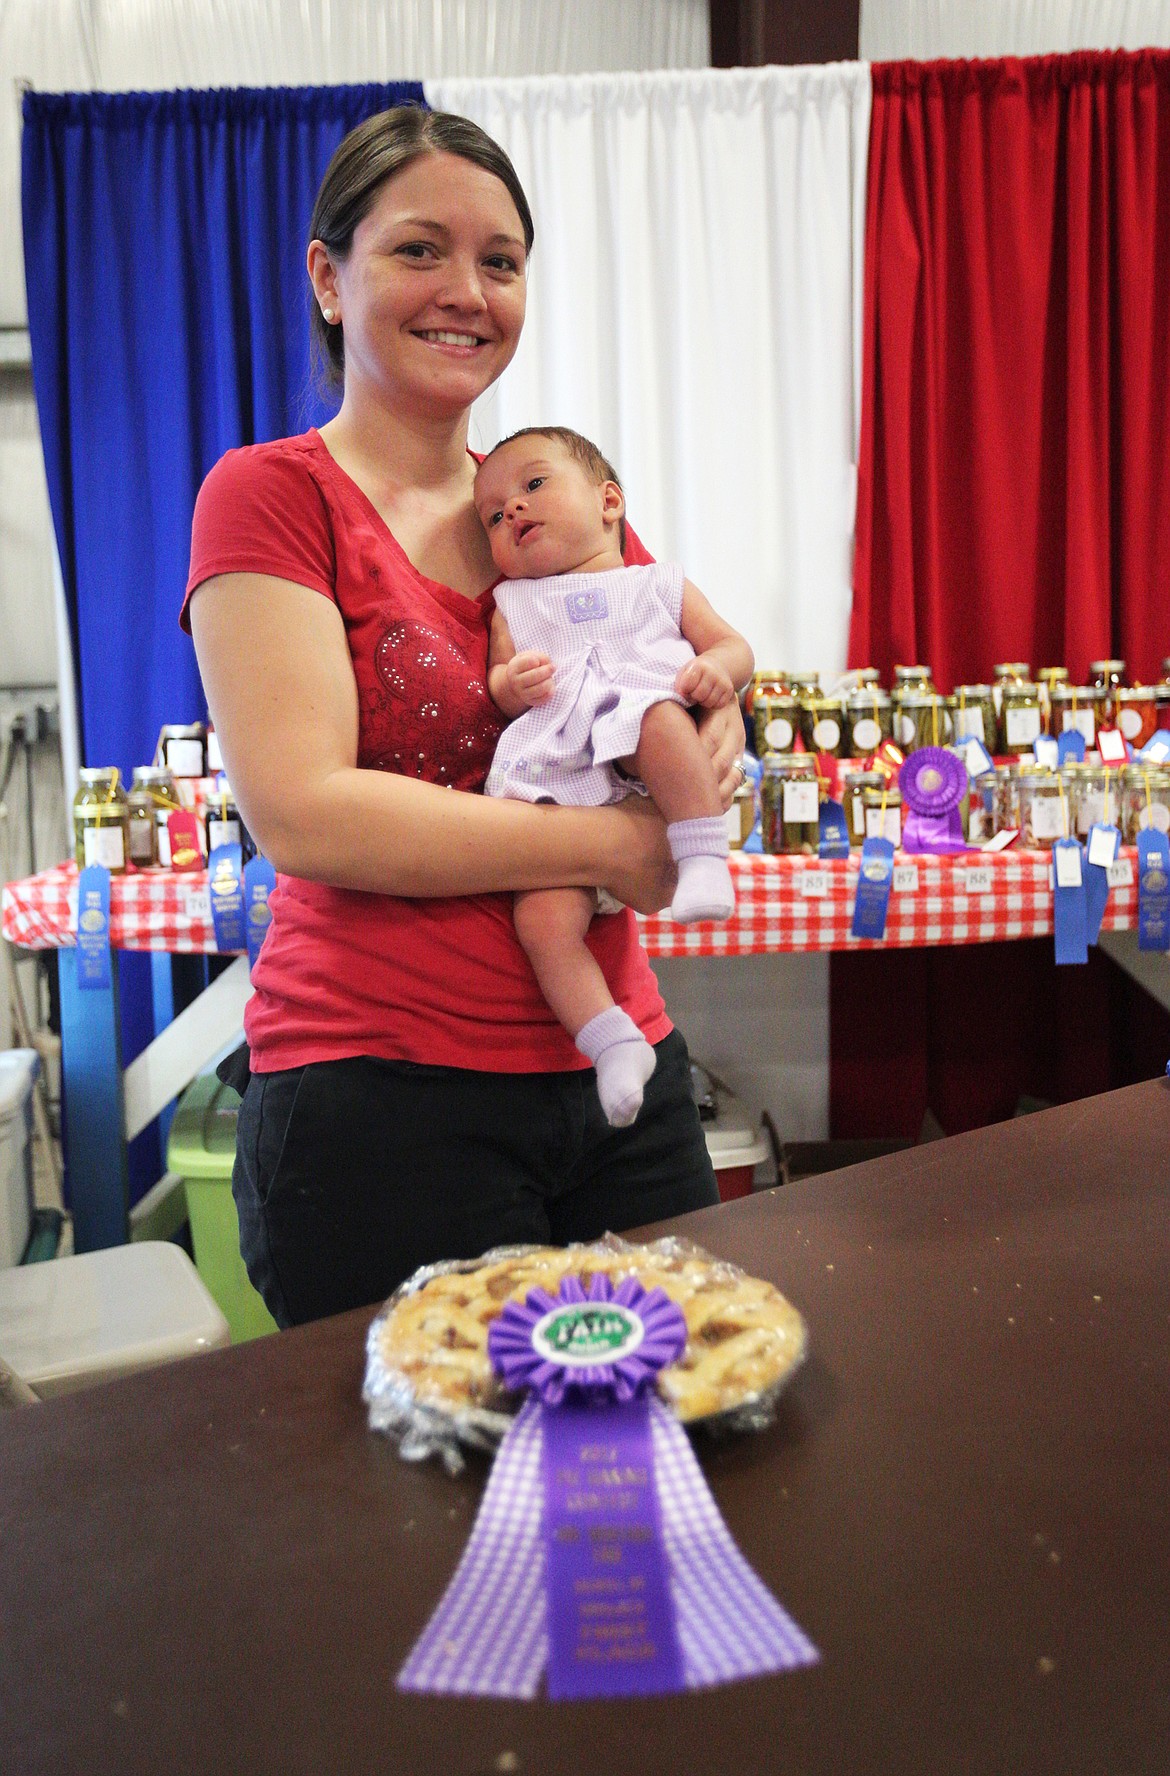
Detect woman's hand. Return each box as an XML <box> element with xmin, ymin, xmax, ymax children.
<box><xmin>597</xmin><ymin>796</ymin><xmax>677</xmax><ymax>914</ymax></box>
<box><xmin>696</xmin><ymin>699</ymin><xmax>747</xmax><ymax>810</ymax></box>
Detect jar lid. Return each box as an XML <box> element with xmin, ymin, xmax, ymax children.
<box><xmin>861</xmin><ymin>784</ymin><xmax>901</xmax><ymax>802</ymax></box>
<box><xmin>1016</xmin><ymin>770</ymin><xmax>1061</xmax><ymax>787</ymax></box>
<box><xmin>158</xmin><ymin>722</ymin><xmax>206</xmax><ymax>740</ymax></box>
<box><xmin>1001</xmin><ymin>680</ymin><xmax>1040</xmax><ymax>696</ymax></box>
<box><xmin>1116</xmin><ymin>684</ymin><xmax>1155</xmax><ymax>700</ymax></box>
<box><xmin>993</xmin><ymin>661</ymin><xmax>1031</xmax><ymax>677</ymax></box>
<box><xmin>846</xmin><ymin>687</ymin><xmax>891</xmax><ymax>707</ymax></box>
<box><xmin>899</xmin><ymin>692</ymin><xmax>949</xmax><ymax>708</ymax></box>
<box><xmin>893</xmin><ymin>664</ymin><xmax>932</xmax><ymax>681</ymax></box>
<box><xmin>77</xmin><ymin>766</ymin><xmax>120</xmax><ymax>785</ymax></box>
<box><xmin>131</xmin><ymin>765</ymin><xmax>176</xmax><ymax>785</ymax></box>
<box><xmin>953</xmin><ymin>683</ymin><xmax>992</xmax><ymax>696</ymax></box>
<box><xmin>853</xmin><ymin>668</ymin><xmax>882</xmax><ymax>684</ymax></box>
<box><xmin>763</xmin><ymin>753</ymin><xmax>818</xmax><ymax>775</ymax></box>
<box><xmin>1089</xmin><ymin>659</ymin><xmax>1127</xmax><ymax>674</ymax></box>
<box><xmin>1038</xmin><ymin>666</ymin><xmax>1070</xmax><ymax>682</ymax></box>
<box><xmin>843</xmin><ymin>770</ymin><xmax>886</xmax><ymax>787</ymax></box>
<box><xmin>1050</xmin><ymin>682</ymin><xmax>1098</xmax><ymax>699</ymax></box>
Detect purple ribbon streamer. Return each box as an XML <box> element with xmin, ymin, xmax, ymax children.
<box><xmin>397</xmin><ymin>1397</ymin><xmax>819</xmax><ymax>1698</ymax></box>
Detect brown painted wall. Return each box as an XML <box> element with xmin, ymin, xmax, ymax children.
<box><xmin>709</xmin><ymin>0</ymin><xmax>860</xmax><ymax>67</ymax></box>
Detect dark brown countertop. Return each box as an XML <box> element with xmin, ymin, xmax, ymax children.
<box><xmin>3</xmin><ymin>1078</ymin><xmax>1169</xmax><ymax>1775</ymax></box>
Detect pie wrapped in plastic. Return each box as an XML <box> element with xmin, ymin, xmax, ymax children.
<box><xmin>364</xmin><ymin>1235</ymin><xmax>807</xmax><ymax>1465</ymax></box>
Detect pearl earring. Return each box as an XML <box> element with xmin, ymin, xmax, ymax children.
<box><xmin>322</xmin><ymin>306</ymin><xmax>336</xmax><ymax>323</ymax></box>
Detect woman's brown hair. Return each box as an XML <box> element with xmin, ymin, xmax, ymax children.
<box><xmin>309</xmin><ymin>106</ymin><xmax>535</xmax><ymax>391</ymax></box>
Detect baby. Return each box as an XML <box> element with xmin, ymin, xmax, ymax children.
<box><xmin>475</xmin><ymin>427</ymin><xmax>754</xmax><ymax>1128</ymax></box>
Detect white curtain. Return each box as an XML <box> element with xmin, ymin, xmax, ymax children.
<box><xmin>430</xmin><ymin>66</ymin><xmax>872</xmax><ymax>680</ymax></box>
<box><xmin>860</xmin><ymin>0</ymin><xmax>1170</xmax><ymax>59</ymax></box>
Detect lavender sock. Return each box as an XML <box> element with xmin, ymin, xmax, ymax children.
<box><xmin>668</xmin><ymin>817</ymin><xmax>735</xmax><ymax>922</ymax></box>
<box><xmin>576</xmin><ymin>1007</ymin><xmax>657</xmax><ymax>1128</ymax></box>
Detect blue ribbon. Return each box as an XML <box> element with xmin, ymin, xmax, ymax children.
<box><xmin>242</xmin><ymin>855</ymin><xmax>277</xmax><ymax>970</ymax></box>
<box><xmin>1057</xmin><ymin>729</ymin><xmax>1087</xmax><ymax>767</ymax></box>
<box><xmin>207</xmin><ymin>843</ymin><xmax>247</xmax><ymax>953</ymax></box>
<box><xmin>851</xmin><ymin>836</ymin><xmax>895</xmax><ymax>940</ymax></box>
<box><xmin>75</xmin><ymin>865</ymin><xmax>112</xmax><ymax>990</ymax></box>
<box><xmin>1137</xmin><ymin>830</ymin><xmax>1170</xmax><ymax>952</ymax></box>
<box><xmin>818</xmin><ymin>798</ymin><xmax>851</xmax><ymax>858</ymax></box>
<box><xmin>1084</xmin><ymin>823</ymin><xmax>1120</xmax><ymax>945</ymax></box>
<box><xmin>1052</xmin><ymin>838</ymin><xmax>1088</xmax><ymax>966</ymax></box>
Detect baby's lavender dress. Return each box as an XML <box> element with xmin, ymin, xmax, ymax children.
<box><xmin>485</xmin><ymin>562</ymin><xmax>694</xmax><ymax>807</ymax></box>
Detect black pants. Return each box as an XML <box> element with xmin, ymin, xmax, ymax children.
<box><xmin>224</xmin><ymin>1029</ymin><xmax>718</xmax><ymax>1328</ymax></box>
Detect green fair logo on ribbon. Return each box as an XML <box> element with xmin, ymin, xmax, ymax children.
<box><xmin>532</xmin><ymin>1303</ymin><xmax>646</xmax><ymax>1367</ymax></box>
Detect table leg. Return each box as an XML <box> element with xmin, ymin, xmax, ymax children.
<box><xmin>58</xmin><ymin>947</ymin><xmax>129</xmax><ymax>1251</ymax></box>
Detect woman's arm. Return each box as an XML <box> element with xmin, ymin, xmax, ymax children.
<box><xmin>190</xmin><ymin>572</ymin><xmax>676</xmax><ymax>908</ymax></box>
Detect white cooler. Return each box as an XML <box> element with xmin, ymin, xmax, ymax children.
<box><xmin>703</xmin><ymin>1091</ymin><xmax>770</xmax><ymax>1202</ymax></box>
<box><xmin>0</xmin><ymin>1241</ymin><xmax>230</xmax><ymax>1398</ymax></box>
<box><xmin>0</xmin><ymin>1049</ymin><xmax>39</xmax><ymax>1268</ymax></box>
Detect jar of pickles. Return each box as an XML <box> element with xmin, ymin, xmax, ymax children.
<box><xmin>999</xmin><ymin>680</ymin><xmax>1043</xmax><ymax>754</ymax></box>
<box><xmin>1090</xmin><ymin>660</ymin><xmax>1127</xmax><ymax>730</ymax></box>
<box><xmin>951</xmin><ymin>685</ymin><xmax>996</xmax><ymax>748</ymax></box>
<box><xmin>126</xmin><ymin>766</ymin><xmax>179</xmax><ymax>868</ymax></box>
<box><xmin>966</xmin><ymin>771</ymin><xmax>999</xmax><ymax>844</ymax></box>
<box><xmin>860</xmin><ymin>783</ymin><xmax>902</xmax><ymax>847</ymax></box>
<box><xmin>1114</xmin><ymin>686</ymin><xmax>1157</xmax><ymax>751</ymax></box>
<box><xmin>753</xmin><ymin>689</ymin><xmax>800</xmax><ymax>756</ymax></box>
<box><xmin>895</xmin><ymin>693</ymin><xmax>952</xmax><ymax>753</ymax></box>
<box><xmin>843</xmin><ymin>769</ymin><xmax>885</xmax><ymax>846</ymax></box>
<box><xmin>1121</xmin><ymin>766</ymin><xmax>1170</xmax><ymax>842</ymax></box>
<box><xmin>1063</xmin><ymin>763</ymin><xmax>1120</xmax><ymax>839</ymax></box>
<box><xmin>1048</xmin><ymin>684</ymin><xmax>1099</xmax><ymax>748</ymax></box>
<box><xmin>1015</xmin><ymin>770</ymin><xmax>1069</xmax><ymax>848</ymax></box>
<box><xmin>844</xmin><ymin>688</ymin><xmax>892</xmax><ymax>758</ymax></box>
<box><xmin>799</xmin><ymin>695</ymin><xmax>845</xmax><ymax>758</ymax></box>
<box><xmin>761</xmin><ymin>754</ymin><xmax>820</xmax><ymax>855</ymax></box>
<box><xmin>73</xmin><ymin>768</ymin><xmax>130</xmax><ymax>873</ymax></box>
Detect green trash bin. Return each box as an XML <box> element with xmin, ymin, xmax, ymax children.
<box><xmin>166</xmin><ymin>1072</ymin><xmax>278</xmax><ymax>1343</ymax></box>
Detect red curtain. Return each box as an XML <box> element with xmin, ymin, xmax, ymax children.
<box><xmin>851</xmin><ymin>51</ymin><xmax>1170</xmax><ymax>688</ymax></box>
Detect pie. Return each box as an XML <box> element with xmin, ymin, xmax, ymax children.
<box><xmin>369</xmin><ymin>1237</ymin><xmax>807</xmax><ymax>1431</ymax></box>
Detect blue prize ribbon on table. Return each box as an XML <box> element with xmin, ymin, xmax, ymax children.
<box><xmin>1136</xmin><ymin>829</ymin><xmax>1170</xmax><ymax>951</ymax></box>
<box><xmin>242</xmin><ymin>855</ymin><xmax>277</xmax><ymax>970</ymax></box>
<box><xmin>75</xmin><ymin>865</ymin><xmax>112</xmax><ymax>990</ymax></box>
<box><xmin>1084</xmin><ymin>822</ymin><xmax>1120</xmax><ymax>945</ymax></box>
<box><xmin>207</xmin><ymin>844</ymin><xmax>246</xmax><ymax>953</ymax></box>
<box><xmin>818</xmin><ymin>798</ymin><xmax>850</xmax><ymax>858</ymax></box>
<box><xmin>851</xmin><ymin>835</ymin><xmax>895</xmax><ymax>940</ymax></box>
<box><xmin>1052</xmin><ymin>837</ymin><xmax>1088</xmax><ymax>966</ymax></box>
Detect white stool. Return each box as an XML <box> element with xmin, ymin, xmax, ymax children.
<box><xmin>0</xmin><ymin>1241</ymin><xmax>230</xmax><ymax>1400</ymax></box>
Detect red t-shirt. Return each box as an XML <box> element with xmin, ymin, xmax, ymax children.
<box><xmin>183</xmin><ymin>429</ymin><xmax>671</xmax><ymax>1074</ymax></box>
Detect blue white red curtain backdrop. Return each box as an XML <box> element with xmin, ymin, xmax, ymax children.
<box><xmin>21</xmin><ymin>81</ymin><xmax>425</xmax><ymax>778</ymax></box>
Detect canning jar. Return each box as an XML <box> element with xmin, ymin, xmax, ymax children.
<box><xmin>1114</xmin><ymin>686</ymin><xmax>1157</xmax><ymax>750</ymax></box>
<box><xmin>1063</xmin><ymin>763</ymin><xmax>1120</xmax><ymax>839</ymax></box>
<box><xmin>1121</xmin><ymin>766</ymin><xmax>1170</xmax><ymax>842</ymax></box>
<box><xmin>1089</xmin><ymin>660</ymin><xmax>1127</xmax><ymax>730</ymax></box>
<box><xmin>860</xmin><ymin>784</ymin><xmax>902</xmax><ymax>847</ymax></box>
<box><xmin>844</xmin><ymin>689</ymin><xmax>892</xmax><ymax>758</ymax></box>
<box><xmin>999</xmin><ymin>681</ymin><xmax>1043</xmax><ymax>754</ymax></box>
<box><xmin>1155</xmin><ymin>672</ymin><xmax>1170</xmax><ymax>729</ymax></box>
<box><xmin>753</xmin><ymin>690</ymin><xmax>800</xmax><ymax>756</ymax></box>
<box><xmin>761</xmin><ymin>755</ymin><xmax>821</xmax><ymax>855</ymax></box>
<box><xmin>745</xmin><ymin>670</ymin><xmax>787</xmax><ymax>716</ymax></box>
<box><xmin>156</xmin><ymin>722</ymin><xmax>208</xmax><ymax>779</ymax></box>
<box><xmin>787</xmin><ymin>673</ymin><xmax>821</xmax><ymax>701</ymax></box>
<box><xmin>966</xmin><ymin>771</ymin><xmax>999</xmax><ymax>844</ymax></box>
<box><xmin>799</xmin><ymin>695</ymin><xmax>845</xmax><ymax>757</ymax></box>
<box><xmin>205</xmin><ymin>783</ymin><xmax>255</xmax><ymax>863</ymax></box>
<box><xmin>1048</xmin><ymin>684</ymin><xmax>1100</xmax><ymax>749</ymax></box>
<box><xmin>951</xmin><ymin>685</ymin><xmax>996</xmax><ymax>748</ymax></box>
<box><xmin>126</xmin><ymin>766</ymin><xmax>179</xmax><ymax>868</ymax></box>
<box><xmin>73</xmin><ymin>768</ymin><xmax>130</xmax><ymax>873</ymax></box>
<box><xmin>1037</xmin><ymin>667</ymin><xmax>1069</xmax><ymax>726</ymax></box>
<box><xmin>843</xmin><ymin>770</ymin><xmax>885</xmax><ymax>846</ymax></box>
<box><xmin>727</xmin><ymin>777</ymin><xmax>757</xmax><ymax>849</ymax></box>
<box><xmin>993</xmin><ymin>762</ymin><xmax>1023</xmax><ymax>832</ymax></box>
<box><xmin>896</xmin><ymin>693</ymin><xmax>953</xmax><ymax>753</ymax></box>
<box><xmin>1015</xmin><ymin>771</ymin><xmax>1069</xmax><ymax>848</ymax></box>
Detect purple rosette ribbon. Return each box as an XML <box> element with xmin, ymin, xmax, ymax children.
<box><xmin>397</xmin><ymin>1272</ymin><xmax>818</xmax><ymax>1701</ymax></box>
<box><xmin>899</xmin><ymin>746</ymin><xmax>970</xmax><ymax>853</ymax></box>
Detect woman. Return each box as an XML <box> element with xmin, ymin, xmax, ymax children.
<box><xmin>185</xmin><ymin>107</ymin><xmax>745</xmax><ymax>1327</ymax></box>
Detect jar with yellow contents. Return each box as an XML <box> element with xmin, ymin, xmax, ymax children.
<box><xmin>126</xmin><ymin>766</ymin><xmax>180</xmax><ymax>868</ymax></box>
<box><xmin>951</xmin><ymin>684</ymin><xmax>995</xmax><ymax>749</ymax></box>
<box><xmin>1121</xmin><ymin>765</ymin><xmax>1170</xmax><ymax>843</ymax></box>
<box><xmin>761</xmin><ymin>755</ymin><xmax>821</xmax><ymax>855</ymax></box>
<box><xmin>73</xmin><ymin>768</ymin><xmax>130</xmax><ymax>873</ymax></box>
<box><xmin>1036</xmin><ymin>666</ymin><xmax>1069</xmax><ymax>727</ymax></box>
<box><xmin>1089</xmin><ymin>659</ymin><xmax>1127</xmax><ymax>730</ymax></box>
<box><xmin>999</xmin><ymin>680</ymin><xmax>1043</xmax><ymax>755</ymax></box>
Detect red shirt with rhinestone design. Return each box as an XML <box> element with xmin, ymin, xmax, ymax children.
<box><xmin>184</xmin><ymin>429</ymin><xmax>671</xmax><ymax>1074</ymax></box>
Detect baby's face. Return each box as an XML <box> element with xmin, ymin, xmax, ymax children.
<box><xmin>474</xmin><ymin>437</ymin><xmax>622</xmax><ymax>579</ymax></box>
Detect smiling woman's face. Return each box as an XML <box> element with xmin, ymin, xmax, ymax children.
<box><xmin>324</xmin><ymin>150</ymin><xmax>528</xmax><ymax>420</ymax></box>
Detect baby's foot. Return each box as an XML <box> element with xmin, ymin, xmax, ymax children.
<box><xmin>576</xmin><ymin>1007</ymin><xmax>658</xmax><ymax>1128</ymax></box>
<box><xmin>671</xmin><ymin>854</ymin><xmax>735</xmax><ymax>923</ymax></box>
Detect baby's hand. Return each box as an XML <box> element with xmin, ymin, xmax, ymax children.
<box><xmin>506</xmin><ymin>651</ymin><xmax>555</xmax><ymax>707</ymax></box>
<box><xmin>674</xmin><ymin>653</ymin><xmax>736</xmax><ymax>709</ymax></box>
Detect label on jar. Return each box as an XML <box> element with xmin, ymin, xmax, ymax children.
<box><xmin>851</xmin><ymin>794</ymin><xmax>865</xmax><ymax>836</ymax></box>
<box><xmin>1118</xmin><ymin>707</ymin><xmax>1146</xmax><ymax>741</ymax></box>
<box><xmin>783</xmin><ymin>780</ymin><xmax>819</xmax><ymax>824</ymax></box>
<box><xmin>852</xmin><ymin>717</ymin><xmax>881</xmax><ymax>752</ymax></box>
<box><xmin>1138</xmin><ymin>803</ymin><xmax>1170</xmax><ymax>834</ymax></box>
<box><xmin>963</xmin><ymin>738</ymin><xmax>996</xmax><ymax>780</ymax></box>
<box><xmin>206</xmin><ymin>728</ymin><xmax>224</xmax><ymax>773</ymax></box>
<box><xmin>1005</xmin><ymin>706</ymin><xmax>1041</xmax><ymax>746</ymax></box>
<box><xmin>83</xmin><ymin>825</ymin><xmax>125</xmax><ymax>870</ymax></box>
<box><xmin>896</xmin><ymin>714</ymin><xmax>917</xmax><ymax>746</ymax></box>
<box><xmin>1030</xmin><ymin>796</ymin><xmax>1068</xmax><ymax>841</ymax></box>
<box><xmin>812</xmin><ymin>718</ymin><xmax>840</xmax><ymax>752</ymax></box>
<box><xmin>1062</xmin><ymin>708</ymin><xmax>1096</xmax><ymax>742</ymax></box>
<box><xmin>725</xmin><ymin>804</ymin><xmax>743</xmax><ymax>846</ymax></box>
<box><xmin>208</xmin><ymin>816</ymin><xmax>242</xmax><ymax>851</ymax></box>
<box><xmin>157</xmin><ymin>821</ymin><xmax>172</xmax><ymax>867</ymax></box>
<box><xmin>1032</xmin><ymin>736</ymin><xmax>1059</xmax><ymax>770</ymax></box>
<box><xmin>764</xmin><ymin>718</ymin><xmax>794</xmax><ymax>751</ymax></box>
<box><xmin>128</xmin><ymin>817</ymin><xmax>154</xmax><ymax>863</ymax></box>
<box><xmin>865</xmin><ymin>805</ymin><xmax>901</xmax><ymax>846</ymax></box>
<box><xmin>953</xmin><ymin>707</ymin><xmax>985</xmax><ymax>743</ymax></box>
<box><xmin>165</xmin><ymin>737</ymin><xmax>205</xmax><ymax>777</ymax></box>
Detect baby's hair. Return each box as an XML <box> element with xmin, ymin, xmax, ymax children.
<box><xmin>484</xmin><ymin>425</ymin><xmax>627</xmax><ymax>555</ymax></box>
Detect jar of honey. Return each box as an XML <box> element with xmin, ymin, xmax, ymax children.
<box><xmin>73</xmin><ymin>768</ymin><xmax>130</xmax><ymax>873</ymax></box>
<box><xmin>126</xmin><ymin>766</ymin><xmax>179</xmax><ymax>868</ymax></box>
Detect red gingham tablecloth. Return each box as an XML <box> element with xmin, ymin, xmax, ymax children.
<box><xmin>3</xmin><ymin>851</ymin><xmax>1138</xmax><ymax>957</ymax></box>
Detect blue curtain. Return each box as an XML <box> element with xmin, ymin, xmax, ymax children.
<box><xmin>21</xmin><ymin>80</ymin><xmax>425</xmax><ymax>779</ymax></box>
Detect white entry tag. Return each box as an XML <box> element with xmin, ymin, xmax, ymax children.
<box><xmin>1054</xmin><ymin>844</ymin><xmax>1083</xmax><ymax>889</ymax></box>
<box><xmin>1097</xmin><ymin>727</ymin><xmax>1128</xmax><ymax>764</ymax></box>
<box><xmin>963</xmin><ymin>738</ymin><xmax>995</xmax><ymax>780</ymax></box>
<box><xmin>1032</xmin><ymin>736</ymin><xmax>1059</xmax><ymax>770</ymax></box>
<box><xmin>1087</xmin><ymin>825</ymin><xmax>1120</xmax><ymax>870</ymax></box>
<box><xmin>982</xmin><ymin>828</ymin><xmax>1018</xmax><ymax>852</ymax></box>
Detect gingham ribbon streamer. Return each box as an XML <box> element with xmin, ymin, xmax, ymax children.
<box><xmin>397</xmin><ymin>1397</ymin><xmax>817</xmax><ymax>1698</ymax></box>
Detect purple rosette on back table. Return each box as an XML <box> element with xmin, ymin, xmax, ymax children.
<box><xmin>899</xmin><ymin>746</ymin><xmax>970</xmax><ymax>853</ymax></box>
<box><xmin>396</xmin><ymin>1271</ymin><xmax>818</xmax><ymax>1701</ymax></box>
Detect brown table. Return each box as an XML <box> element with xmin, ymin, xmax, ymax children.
<box><xmin>4</xmin><ymin>1079</ymin><xmax>1169</xmax><ymax>1775</ymax></box>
